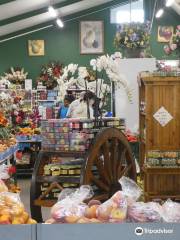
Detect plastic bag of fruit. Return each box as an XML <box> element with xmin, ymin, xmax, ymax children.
<box><xmin>161</xmin><ymin>199</ymin><xmax>180</xmax><ymax>223</ymax></box>
<box><xmin>128</xmin><ymin>202</ymin><xmax>162</xmax><ymax>223</ymax></box>
<box><xmin>50</xmin><ymin>185</ymin><xmax>94</xmax><ymax>223</ymax></box>
<box><xmin>96</xmin><ymin>191</ymin><xmax>127</xmax><ymax>223</ymax></box>
<box><xmin>0</xmin><ymin>192</ymin><xmax>36</xmax><ymax>224</ymax></box>
<box><xmin>96</xmin><ymin>177</ymin><xmax>142</xmax><ymax>223</ymax></box>
<box><xmin>119</xmin><ymin>176</ymin><xmax>142</xmax><ymax>204</ymax></box>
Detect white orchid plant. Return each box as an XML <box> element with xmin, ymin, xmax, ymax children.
<box><xmin>57</xmin><ymin>52</ymin><xmax>131</xmax><ymax>116</ymax></box>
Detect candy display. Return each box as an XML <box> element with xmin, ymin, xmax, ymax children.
<box><xmin>41</xmin><ymin>119</ymin><xmax>95</xmax><ymax>152</ymax></box>
<box><xmin>146</xmin><ymin>150</ymin><xmax>180</xmax><ymax>167</ymax></box>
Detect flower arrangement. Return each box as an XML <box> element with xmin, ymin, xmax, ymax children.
<box><xmin>0</xmin><ymin>112</ymin><xmax>8</xmax><ymax>127</ymax></box>
<box><xmin>164</xmin><ymin>25</ymin><xmax>180</xmax><ymax>55</ymax></box>
<box><xmin>37</xmin><ymin>61</ymin><xmax>63</xmax><ymax>89</ymax></box>
<box><xmin>0</xmin><ymin>91</ymin><xmax>13</xmax><ymax>114</ymax></box>
<box><xmin>114</xmin><ymin>23</ymin><xmax>150</xmax><ymax>49</ymax></box>
<box><xmin>57</xmin><ymin>53</ymin><xmax>131</xmax><ymax>117</ymax></box>
<box><xmin>3</xmin><ymin>67</ymin><xmax>28</xmax><ymax>85</ymax></box>
<box><xmin>0</xmin><ymin>112</ymin><xmax>9</xmax><ymax>140</ymax></box>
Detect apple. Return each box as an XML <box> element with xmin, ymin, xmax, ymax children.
<box><xmin>64</xmin><ymin>216</ymin><xmax>80</xmax><ymax>224</ymax></box>
<box><xmin>84</xmin><ymin>205</ymin><xmax>98</xmax><ymax>219</ymax></box>
<box><xmin>110</xmin><ymin>208</ymin><xmax>126</xmax><ymax>221</ymax></box>
<box><xmin>0</xmin><ymin>215</ymin><xmax>11</xmax><ymax>224</ymax></box>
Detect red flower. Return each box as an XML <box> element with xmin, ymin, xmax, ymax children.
<box><xmin>8</xmin><ymin>166</ymin><xmax>16</xmax><ymax>175</ymax></box>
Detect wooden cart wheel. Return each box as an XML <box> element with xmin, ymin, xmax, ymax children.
<box><xmin>81</xmin><ymin>128</ymin><xmax>136</xmax><ymax>201</ymax></box>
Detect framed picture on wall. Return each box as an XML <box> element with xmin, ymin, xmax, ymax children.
<box><xmin>157</xmin><ymin>26</ymin><xmax>174</xmax><ymax>42</ymax></box>
<box><xmin>28</xmin><ymin>40</ymin><xmax>45</xmax><ymax>56</ymax></box>
<box><xmin>80</xmin><ymin>21</ymin><xmax>104</xmax><ymax>54</ymax></box>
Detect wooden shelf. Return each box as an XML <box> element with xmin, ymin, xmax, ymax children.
<box><xmin>34</xmin><ymin>199</ymin><xmax>56</xmax><ymax>207</ymax></box>
<box><xmin>40</xmin><ymin>150</ymin><xmax>86</xmax><ymax>158</ymax></box>
<box><xmin>36</xmin><ymin>175</ymin><xmax>81</xmax><ymax>183</ymax></box>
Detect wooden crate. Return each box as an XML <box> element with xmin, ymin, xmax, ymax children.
<box><xmin>144</xmin><ymin>166</ymin><xmax>180</xmax><ymax>202</ymax></box>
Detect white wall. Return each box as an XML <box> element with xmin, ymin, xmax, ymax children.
<box><xmin>115</xmin><ymin>58</ymin><xmax>156</xmax><ymax>132</ymax></box>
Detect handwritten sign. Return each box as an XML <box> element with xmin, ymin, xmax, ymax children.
<box><xmin>153</xmin><ymin>107</ymin><xmax>173</xmax><ymax>127</ymax></box>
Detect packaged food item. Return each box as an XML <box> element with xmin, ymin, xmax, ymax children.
<box><xmin>50</xmin><ymin>185</ymin><xmax>93</xmax><ymax>223</ymax></box>
<box><xmin>161</xmin><ymin>199</ymin><xmax>180</xmax><ymax>223</ymax></box>
<box><xmin>128</xmin><ymin>202</ymin><xmax>162</xmax><ymax>222</ymax></box>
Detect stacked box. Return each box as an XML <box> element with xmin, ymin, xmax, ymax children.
<box><xmin>41</xmin><ymin>119</ymin><xmax>94</xmax><ymax>152</ymax></box>
<box><xmin>69</xmin><ymin>131</ymin><xmax>94</xmax><ymax>151</ymax></box>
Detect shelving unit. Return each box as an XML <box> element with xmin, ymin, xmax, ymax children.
<box><xmin>16</xmin><ymin>140</ymin><xmax>41</xmax><ymax>177</ymax></box>
<box><xmin>139</xmin><ymin>74</ymin><xmax>180</xmax><ymax>201</ymax></box>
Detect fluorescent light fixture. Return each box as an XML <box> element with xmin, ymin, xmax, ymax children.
<box><xmin>56</xmin><ymin>18</ymin><xmax>64</xmax><ymax>28</ymax></box>
<box><xmin>166</xmin><ymin>0</ymin><xmax>174</xmax><ymax>7</ymax></box>
<box><xmin>48</xmin><ymin>6</ymin><xmax>57</xmax><ymax>17</ymax></box>
<box><xmin>156</xmin><ymin>8</ymin><xmax>164</xmax><ymax>18</ymax></box>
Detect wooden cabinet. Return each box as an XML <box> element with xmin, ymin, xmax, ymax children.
<box><xmin>139</xmin><ymin>75</ymin><xmax>180</xmax><ymax>201</ymax></box>
<box><xmin>139</xmin><ymin>76</ymin><xmax>180</xmax><ymax>168</ymax></box>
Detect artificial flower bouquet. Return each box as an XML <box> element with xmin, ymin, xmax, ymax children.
<box><xmin>37</xmin><ymin>61</ymin><xmax>63</xmax><ymax>89</ymax></box>
<box><xmin>3</xmin><ymin>67</ymin><xmax>28</xmax><ymax>85</ymax></box>
<box><xmin>114</xmin><ymin>22</ymin><xmax>150</xmax><ymax>50</ymax></box>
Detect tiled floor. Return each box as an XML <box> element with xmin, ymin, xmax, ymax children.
<box><xmin>18</xmin><ymin>178</ymin><xmax>50</xmax><ymax>222</ymax></box>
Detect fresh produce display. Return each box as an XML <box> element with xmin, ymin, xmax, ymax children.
<box><xmin>46</xmin><ymin>177</ymin><xmax>141</xmax><ymax>224</ymax></box>
<box><xmin>46</xmin><ymin>177</ymin><xmax>180</xmax><ymax>224</ymax></box>
<box><xmin>0</xmin><ymin>192</ymin><xmax>36</xmax><ymax>224</ymax></box>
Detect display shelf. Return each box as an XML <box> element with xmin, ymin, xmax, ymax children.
<box><xmin>36</xmin><ymin>175</ymin><xmax>81</xmax><ymax>183</ymax></box>
<box><xmin>16</xmin><ymin>141</ymin><xmax>41</xmax><ymax>177</ymax></box>
<box><xmin>40</xmin><ymin>150</ymin><xmax>86</xmax><ymax>158</ymax></box>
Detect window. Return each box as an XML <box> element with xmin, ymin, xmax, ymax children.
<box><xmin>110</xmin><ymin>0</ymin><xmax>144</xmax><ymax>24</ymax></box>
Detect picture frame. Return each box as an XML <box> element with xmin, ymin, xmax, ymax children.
<box><xmin>157</xmin><ymin>26</ymin><xmax>174</xmax><ymax>43</ymax></box>
<box><xmin>28</xmin><ymin>40</ymin><xmax>45</xmax><ymax>56</ymax></box>
<box><xmin>80</xmin><ymin>21</ymin><xmax>104</xmax><ymax>54</ymax></box>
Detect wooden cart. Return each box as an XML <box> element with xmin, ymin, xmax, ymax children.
<box><xmin>30</xmin><ymin>119</ymin><xmax>136</xmax><ymax>222</ymax></box>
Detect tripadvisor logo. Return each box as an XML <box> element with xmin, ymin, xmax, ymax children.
<box><xmin>135</xmin><ymin>227</ymin><xmax>144</xmax><ymax>236</ymax></box>
<box><xmin>135</xmin><ymin>227</ymin><xmax>173</xmax><ymax>236</ymax></box>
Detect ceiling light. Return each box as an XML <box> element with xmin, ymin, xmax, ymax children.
<box><xmin>48</xmin><ymin>6</ymin><xmax>57</xmax><ymax>17</ymax></box>
<box><xmin>56</xmin><ymin>18</ymin><xmax>64</xmax><ymax>28</ymax></box>
<box><xmin>166</xmin><ymin>0</ymin><xmax>174</xmax><ymax>7</ymax></box>
<box><xmin>156</xmin><ymin>8</ymin><xmax>164</xmax><ymax>18</ymax></box>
